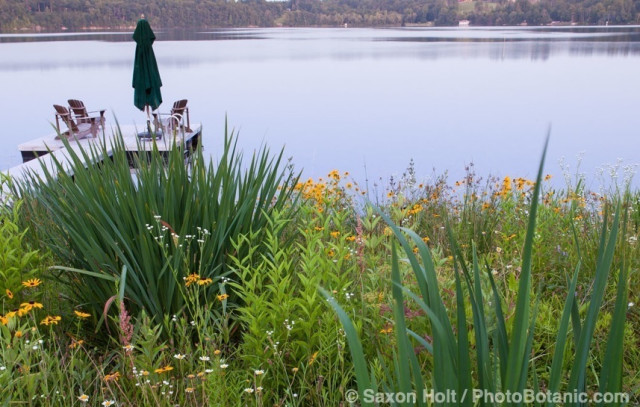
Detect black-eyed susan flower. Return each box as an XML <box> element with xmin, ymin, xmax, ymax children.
<box><xmin>103</xmin><ymin>372</ymin><xmax>120</xmax><ymax>382</ymax></box>
<box><xmin>74</xmin><ymin>310</ymin><xmax>91</xmax><ymax>318</ymax></box>
<box><xmin>22</xmin><ymin>279</ymin><xmax>42</xmax><ymax>288</ymax></box>
<box><xmin>69</xmin><ymin>339</ymin><xmax>84</xmax><ymax>349</ymax></box>
<box><xmin>154</xmin><ymin>365</ymin><xmax>174</xmax><ymax>374</ymax></box>
<box><xmin>20</xmin><ymin>301</ymin><xmax>43</xmax><ymax>311</ymax></box>
<box><xmin>217</xmin><ymin>294</ymin><xmax>229</xmax><ymax>301</ymax></box>
<box><xmin>184</xmin><ymin>273</ymin><xmax>200</xmax><ymax>287</ymax></box>
<box><xmin>197</xmin><ymin>277</ymin><xmax>213</xmax><ymax>286</ymax></box>
<box><xmin>5</xmin><ymin>289</ymin><xmax>13</xmax><ymax>299</ymax></box>
<box><xmin>40</xmin><ymin>315</ymin><xmax>61</xmax><ymax>326</ymax></box>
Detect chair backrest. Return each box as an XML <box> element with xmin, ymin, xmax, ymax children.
<box><xmin>68</xmin><ymin>99</ymin><xmax>88</xmax><ymax>118</ymax></box>
<box><xmin>54</xmin><ymin>104</ymin><xmax>79</xmax><ymax>133</ymax></box>
<box><xmin>171</xmin><ymin>99</ymin><xmax>188</xmax><ymax>116</ymax></box>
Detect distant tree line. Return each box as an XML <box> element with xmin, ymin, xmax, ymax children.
<box><xmin>1</xmin><ymin>0</ymin><xmax>639</xmax><ymax>32</ymax></box>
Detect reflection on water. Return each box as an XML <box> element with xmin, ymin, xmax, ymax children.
<box><xmin>1</xmin><ymin>27</ymin><xmax>640</xmax><ymax>72</ymax></box>
<box><xmin>1</xmin><ymin>27</ymin><xmax>639</xmax><ymax>187</ymax></box>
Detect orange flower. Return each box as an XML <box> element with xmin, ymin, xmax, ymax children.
<box><xmin>154</xmin><ymin>365</ymin><xmax>174</xmax><ymax>374</ymax></box>
<box><xmin>103</xmin><ymin>372</ymin><xmax>121</xmax><ymax>382</ymax></box>
<box><xmin>308</xmin><ymin>351</ymin><xmax>319</xmax><ymax>365</ymax></box>
<box><xmin>184</xmin><ymin>273</ymin><xmax>200</xmax><ymax>287</ymax></box>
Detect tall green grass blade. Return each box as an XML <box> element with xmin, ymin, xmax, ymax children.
<box><xmin>486</xmin><ymin>260</ymin><xmax>509</xmax><ymax>385</ymax></box>
<box><xmin>546</xmin><ymin>263</ymin><xmax>581</xmax><ymax>406</ymax></box>
<box><xmin>505</xmin><ymin>134</ymin><xmax>549</xmax><ymax>392</ymax></box>
<box><xmin>472</xmin><ymin>247</ymin><xmax>494</xmax><ymax>393</ymax></box>
<box><xmin>319</xmin><ymin>287</ymin><xmax>374</xmax><ymax>406</ymax></box>
<box><xmin>391</xmin><ymin>243</ymin><xmax>413</xmax><ymax>402</ymax></box>
<box><xmin>597</xmin><ymin>264</ymin><xmax>627</xmax><ymax>406</ymax></box>
<box><xmin>598</xmin><ymin>204</ymin><xmax>630</xmax><ymax>404</ymax></box>
<box><xmin>454</xmin><ymin>261</ymin><xmax>473</xmax><ymax>407</ymax></box>
<box><xmin>568</xmin><ymin>205</ymin><xmax>620</xmax><ymax>392</ymax></box>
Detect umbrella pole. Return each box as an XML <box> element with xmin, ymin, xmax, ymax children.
<box><xmin>145</xmin><ymin>105</ymin><xmax>153</xmax><ymax>136</ymax></box>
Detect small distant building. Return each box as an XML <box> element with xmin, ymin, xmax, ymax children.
<box><xmin>459</xmin><ymin>20</ymin><xmax>470</xmax><ymax>26</ymax></box>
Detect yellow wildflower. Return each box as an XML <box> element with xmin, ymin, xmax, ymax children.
<box><xmin>22</xmin><ymin>278</ymin><xmax>42</xmax><ymax>288</ymax></box>
<box><xmin>154</xmin><ymin>365</ymin><xmax>174</xmax><ymax>374</ymax></box>
<box><xmin>40</xmin><ymin>315</ymin><xmax>62</xmax><ymax>326</ymax></box>
<box><xmin>197</xmin><ymin>277</ymin><xmax>213</xmax><ymax>286</ymax></box>
<box><xmin>308</xmin><ymin>351</ymin><xmax>319</xmax><ymax>365</ymax></box>
<box><xmin>5</xmin><ymin>289</ymin><xmax>13</xmax><ymax>299</ymax></box>
<box><xmin>74</xmin><ymin>310</ymin><xmax>91</xmax><ymax>318</ymax></box>
<box><xmin>380</xmin><ymin>326</ymin><xmax>393</xmax><ymax>334</ymax></box>
<box><xmin>69</xmin><ymin>339</ymin><xmax>84</xmax><ymax>349</ymax></box>
<box><xmin>330</xmin><ymin>231</ymin><xmax>340</xmax><ymax>238</ymax></box>
<box><xmin>217</xmin><ymin>293</ymin><xmax>229</xmax><ymax>301</ymax></box>
<box><xmin>103</xmin><ymin>372</ymin><xmax>121</xmax><ymax>382</ymax></box>
<box><xmin>184</xmin><ymin>273</ymin><xmax>200</xmax><ymax>287</ymax></box>
<box><xmin>20</xmin><ymin>301</ymin><xmax>43</xmax><ymax>311</ymax></box>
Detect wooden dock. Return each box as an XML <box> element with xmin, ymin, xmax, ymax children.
<box><xmin>1</xmin><ymin>124</ymin><xmax>201</xmax><ymax>201</ymax></box>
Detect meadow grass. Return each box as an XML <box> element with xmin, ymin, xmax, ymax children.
<box><xmin>0</xmin><ymin>133</ymin><xmax>638</xmax><ymax>405</ymax></box>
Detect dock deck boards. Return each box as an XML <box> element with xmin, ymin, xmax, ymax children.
<box><xmin>2</xmin><ymin>123</ymin><xmax>202</xmax><ymax>201</ymax></box>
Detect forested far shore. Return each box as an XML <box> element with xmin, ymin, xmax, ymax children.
<box><xmin>1</xmin><ymin>0</ymin><xmax>639</xmax><ymax>32</ymax></box>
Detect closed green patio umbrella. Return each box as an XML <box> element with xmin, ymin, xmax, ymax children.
<box><xmin>132</xmin><ymin>16</ymin><xmax>162</xmax><ymax>122</ymax></box>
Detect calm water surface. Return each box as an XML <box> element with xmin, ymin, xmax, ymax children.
<box><xmin>1</xmin><ymin>27</ymin><xmax>639</xmax><ymax>189</ymax></box>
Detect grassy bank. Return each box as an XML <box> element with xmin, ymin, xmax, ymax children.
<box><xmin>0</xmin><ymin>130</ymin><xmax>638</xmax><ymax>405</ymax></box>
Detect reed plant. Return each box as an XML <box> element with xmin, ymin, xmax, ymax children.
<box><xmin>15</xmin><ymin>125</ymin><xmax>299</xmax><ymax>332</ymax></box>
<box><xmin>325</xmin><ymin>138</ymin><xmax>632</xmax><ymax>406</ymax></box>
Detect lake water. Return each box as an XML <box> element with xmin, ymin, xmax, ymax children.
<box><xmin>1</xmin><ymin>27</ymin><xmax>640</xmax><ymax>190</ymax></box>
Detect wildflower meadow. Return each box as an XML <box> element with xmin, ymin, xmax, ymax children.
<box><xmin>1</xmin><ymin>129</ymin><xmax>638</xmax><ymax>406</ymax></box>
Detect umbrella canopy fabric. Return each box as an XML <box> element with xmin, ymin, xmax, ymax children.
<box><xmin>132</xmin><ymin>18</ymin><xmax>162</xmax><ymax>112</ymax></box>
